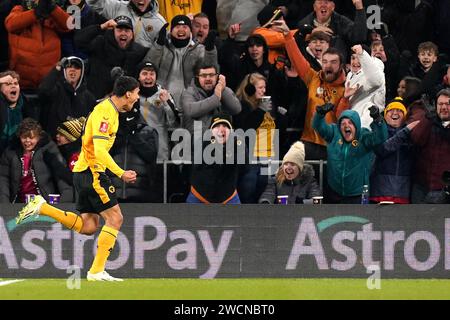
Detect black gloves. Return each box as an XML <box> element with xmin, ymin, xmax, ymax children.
<box><xmin>156</xmin><ymin>23</ymin><xmax>169</xmax><ymax>46</ymax></box>
<box><xmin>34</xmin><ymin>0</ymin><xmax>48</xmax><ymax>19</ymax></box>
<box><xmin>34</xmin><ymin>0</ymin><xmax>55</xmax><ymax>19</ymax></box>
<box><xmin>369</xmin><ymin>105</ymin><xmax>382</xmax><ymax>123</ymax></box>
<box><xmin>316</xmin><ymin>103</ymin><xmax>334</xmax><ymax>116</ymax></box>
<box><xmin>298</xmin><ymin>23</ymin><xmax>313</xmax><ymax>37</ymax></box>
<box><xmin>204</xmin><ymin>30</ymin><xmax>217</xmax><ymax>51</ymax></box>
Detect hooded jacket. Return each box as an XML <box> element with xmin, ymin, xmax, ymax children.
<box><xmin>284</xmin><ymin>32</ymin><xmax>346</xmax><ymax>147</ymax></box>
<box><xmin>74</xmin><ymin>24</ymin><xmax>148</xmax><ymax>99</ymax></box>
<box><xmin>220</xmin><ymin>35</ymin><xmax>273</xmax><ymax>91</ymax></box>
<box><xmin>38</xmin><ymin>60</ymin><xmax>96</xmax><ymax>137</ymax></box>
<box><xmin>5</xmin><ymin>5</ymin><xmax>70</xmax><ymax>89</ymax></box>
<box><xmin>0</xmin><ymin>132</ymin><xmax>73</xmax><ymax>203</ymax></box>
<box><xmin>313</xmin><ymin>109</ymin><xmax>388</xmax><ymax>196</ymax></box>
<box><xmin>86</xmin><ymin>0</ymin><xmax>166</xmax><ymax>47</ymax></box>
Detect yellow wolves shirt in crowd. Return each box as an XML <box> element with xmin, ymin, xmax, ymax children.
<box><xmin>73</xmin><ymin>98</ymin><xmax>125</xmax><ymax>178</ymax></box>
<box><xmin>158</xmin><ymin>0</ymin><xmax>202</xmax><ymax>24</ymax></box>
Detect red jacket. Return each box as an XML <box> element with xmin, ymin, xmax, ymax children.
<box><xmin>409</xmin><ymin>108</ymin><xmax>450</xmax><ymax>191</ymax></box>
<box><xmin>5</xmin><ymin>5</ymin><xmax>70</xmax><ymax>89</ymax></box>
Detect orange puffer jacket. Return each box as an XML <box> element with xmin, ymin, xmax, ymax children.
<box><xmin>5</xmin><ymin>5</ymin><xmax>70</xmax><ymax>89</ymax></box>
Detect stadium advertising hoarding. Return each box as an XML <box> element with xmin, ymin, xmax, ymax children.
<box><xmin>1</xmin><ymin>204</ymin><xmax>450</xmax><ymax>278</ymax></box>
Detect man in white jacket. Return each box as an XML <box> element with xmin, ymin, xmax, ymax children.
<box><xmin>343</xmin><ymin>44</ymin><xmax>386</xmax><ymax>130</ymax></box>
<box><xmin>86</xmin><ymin>0</ymin><xmax>166</xmax><ymax>47</ymax></box>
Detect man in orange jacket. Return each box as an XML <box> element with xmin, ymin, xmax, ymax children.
<box><xmin>5</xmin><ymin>0</ymin><xmax>72</xmax><ymax>90</ymax></box>
<box><xmin>273</xmin><ymin>19</ymin><xmax>346</xmax><ymax>160</ymax></box>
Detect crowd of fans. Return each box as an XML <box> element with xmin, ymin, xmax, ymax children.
<box><xmin>0</xmin><ymin>0</ymin><xmax>449</xmax><ymax>204</ymax></box>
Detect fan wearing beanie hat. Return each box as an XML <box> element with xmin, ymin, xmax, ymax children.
<box><xmin>186</xmin><ymin>111</ymin><xmax>245</xmax><ymax>204</ymax></box>
<box><xmin>384</xmin><ymin>97</ymin><xmax>407</xmax><ymax>129</ymax></box>
<box><xmin>56</xmin><ymin>117</ymin><xmax>86</xmax><ymax>171</ymax></box>
<box><xmin>282</xmin><ymin>141</ymin><xmax>305</xmax><ymax>173</ymax></box>
<box><xmin>258</xmin><ymin>141</ymin><xmax>322</xmax><ymax>204</ymax></box>
<box><xmin>169</xmin><ymin>15</ymin><xmax>192</xmax><ymax>48</ymax></box>
<box><xmin>369</xmin><ymin>97</ymin><xmax>421</xmax><ymax>204</ymax></box>
<box><xmin>56</xmin><ymin>117</ymin><xmax>86</xmax><ymax>144</ymax></box>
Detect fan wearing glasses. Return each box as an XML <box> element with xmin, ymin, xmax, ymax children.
<box><xmin>181</xmin><ymin>62</ymin><xmax>241</xmax><ymax>137</ymax></box>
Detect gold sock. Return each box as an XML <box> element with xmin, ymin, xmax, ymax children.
<box><xmin>40</xmin><ymin>203</ymin><xmax>83</xmax><ymax>233</ymax></box>
<box><xmin>89</xmin><ymin>226</ymin><xmax>118</xmax><ymax>274</ymax></box>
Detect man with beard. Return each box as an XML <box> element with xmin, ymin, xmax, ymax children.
<box><xmin>409</xmin><ymin>89</ymin><xmax>450</xmax><ymax>204</ymax></box>
<box><xmin>192</xmin><ymin>12</ymin><xmax>210</xmax><ymax>44</ymax></box>
<box><xmin>74</xmin><ymin>15</ymin><xmax>148</xmax><ymax>99</ymax></box>
<box><xmin>275</xmin><ymin>19</ymin><xmax>346</xmax><ymax>160</ymax></box>
<box><xmin>0</xmin><ymin>71</ymin><xmax>38</xmax><ymax>155</ymax></box>
<box><xmin>38</xmin><ymin>56</ymin><xmax>96</xmax><ymax>138</ymax></box>
<box><xmin>86</xmin><ymin>0</ymin><xmax>166</xmax><ymax>47</ymax></box>
<box><xmin>313</xmin><ymin>103</ymin><xmax>387</xmax><ymax>203</ymax></box>
<box><xmin>145</xmin><ymin>15</ymin><xmax>218</xmax><ymax>108</ymax></box>
<box><xmin>181</xmin><ymin>62</ymin><xmax>241</xmax><ymax>137</ymax></box>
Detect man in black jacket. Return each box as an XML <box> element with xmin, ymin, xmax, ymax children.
<box><xmin>38</xmin><ymin>56</ymin><xmax>96</xmax><ymax>138</ymax></box>
<box><xmin>186</xmin><ymin>113</ymin><xmax>247</xmax><ymax>204</ymax></box>
<box><xmin>109</xmin><ymin>105</ymin><xmax>159</xmax><ymax>202</ymax></box>
<box><xmin>74</xmin><ymin>15</ymin><xmax>148</xmax><ymax>99</ymax></box>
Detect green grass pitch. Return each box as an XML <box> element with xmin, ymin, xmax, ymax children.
<box><xmin>1</xmin><ymin>278</ymin><xmax>450</xmax><ymax>300</ymax></box>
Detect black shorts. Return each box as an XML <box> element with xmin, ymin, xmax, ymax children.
<box><xmin>73</xmin><ymin>170</ymin><xmax>118</xmax><ymax>214</ymax></box>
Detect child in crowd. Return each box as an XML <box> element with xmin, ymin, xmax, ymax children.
<box><xmin>0</xmin><ymin>118</ymin><xmax>73</xmax><ymax>203</ymax></box>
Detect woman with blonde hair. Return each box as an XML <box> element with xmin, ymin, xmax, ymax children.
<box><xmin>234</xmin><ymin>72</ymin><xmax>276</xmax><ymax>203</ymax></box>
<box><xmin>259</xmin><ymin>141</ymin><xmax>321</xmax><ymax>204</ymax></box>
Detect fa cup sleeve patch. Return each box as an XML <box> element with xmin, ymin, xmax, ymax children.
<box><xmin>99</xmin><ymin>121</ymin><xmax>109</xmax><ymax>133</ymax></box>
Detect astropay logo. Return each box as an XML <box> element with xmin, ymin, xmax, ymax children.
<box><xmin>286</xmin><ymin>217</ymin><xmax>450</xmax><ymax>272</ymax></box>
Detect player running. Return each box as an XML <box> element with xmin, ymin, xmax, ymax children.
<box><xmin>16</xmin><ymin>76</ymin><xmax>140</xmax><ymax>281</ymax></box>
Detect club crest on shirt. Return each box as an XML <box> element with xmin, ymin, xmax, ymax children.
<box><xmin>100</xmin><ymin>121</ymin><xmax>109</xmax><ymax>133</ymax></box>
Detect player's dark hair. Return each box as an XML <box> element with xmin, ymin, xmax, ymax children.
<box><xmin>113</xmin><ymin>76</ymin><xmax>139</xmax><ymax>97</ymax></box>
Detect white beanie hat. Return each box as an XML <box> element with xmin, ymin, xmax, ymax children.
<box><xmin>282</xmin><ymin>141</ymin><xmax>305</xmax><ymax>171</ymax></box>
